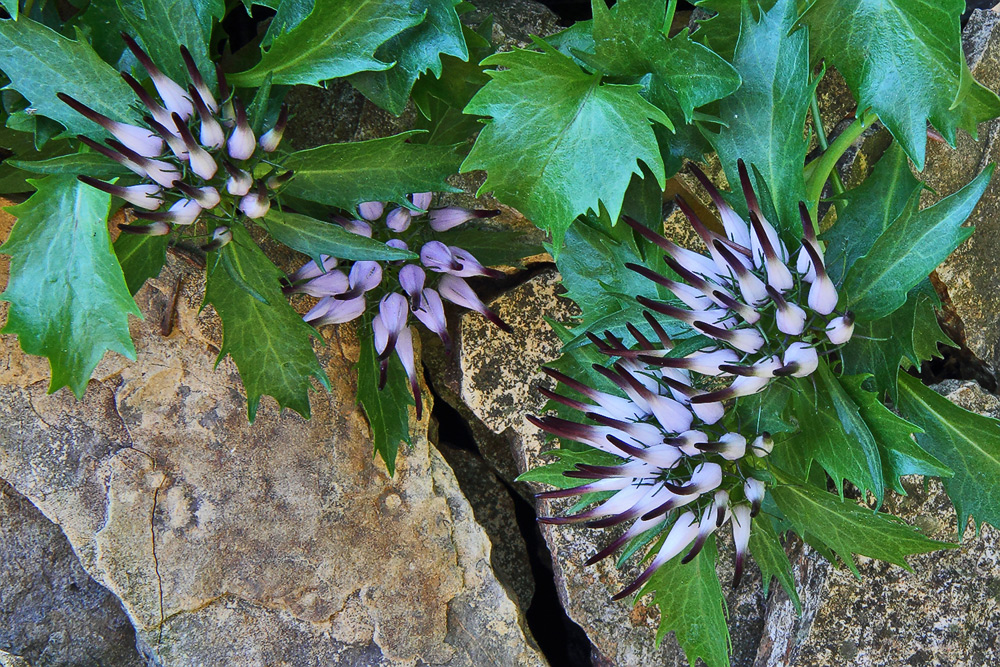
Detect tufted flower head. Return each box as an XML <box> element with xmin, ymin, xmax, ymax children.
<box><xmin>530</xmin><ymin>159</ymin><xmax>859</xmax><ymax>599</ymax></box>
<box><xmin>285</xmin><ymin>195</ymin><xmax>508</xmax><ymax>417</ymax></box>
<box><xmin>61</xmin><ymin>34</ymin><xmax>290</xmax><ymax>242</ymax></box>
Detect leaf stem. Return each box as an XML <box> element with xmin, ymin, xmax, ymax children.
<box><xmin>809</xmin><ymin>96</ymin><xmax>846</xmax><ymax>197</ymax></box>
<box><xmin>805</xmin><ymin>109</ymin><xmax>876</xmax><ymax>224</ymax></box>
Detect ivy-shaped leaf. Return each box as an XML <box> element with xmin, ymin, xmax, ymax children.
<box><xmin>281</xmin><ymin>131</ymin><xmax>463</xmax><ymax>211</ymax></box>
<box><xmin>203</xmin><ymin>225</ymin><xmax>329</xmax><ymax>420</ymax></box>
<box><xmin>801</xmin><ymin>0</ymin><xmax>1000</xmax><ymax>169</ymax></box>
<box><xmin>116</xmin><ymin>0</ymin><xmax>224</xmax><ymax>83</ymax></box>
<box><xmin>114</xmin><ymin>233</ymin><xmax>168</xmax><ymax>296</ymax></box>
<box><xmin>356</xmin><ymin>328</ymin><xmax>413</xmax><ymax>475</ymax></box>
<box><xmin>771</xmin><ymin>477</ymin><xmax>953</xmax><ymax>577</ymax></box>
<box><xmin>1</xmin><ymin>175</ymin><xmax>140</xmax><ymax>397</ymax></box>
<box><xmin>704</xmin><ymin>0</ymin><xmax>813</xmax><ymax>238</ymax></box>
<box><xmin>843</xmin><ymin>165</ymin><xmax>993</xmax><ymax>320</ymax></box>
<box><xmin>260</xmin><ymin>210</ymin><xmax>417</xmax><ymax>263</ymax></box>
<box><xmin>0</xmin><ymin>18</ymin><xmax>140</xmax><ymax>137</ymax></box>
<box><xmin>639</xmin><ymin>535</ymin><xmax>730</xmax><ymax>667</ymax></box>
<box><xmin>692</xmin><ymin>0</ymin><xmax>777</xmax><ymax>60</ymax></box>
<box><xmin>748</xmin><ymin>512</ymin><xmax>800</xmax><ymax>613</ymax></box>
<box><xmin>229</xmin><ymin>0</ymin><xmax>424</xmax><ymax>87</ymax></box>
<box><xmin>461</xmin><ymin>38</ymin><xmax>671</xmax><ymax>252</ymax></box>
<box><xmin>350</xmin><ymin>0</ymin><xmax>469</xmax><ymax>116</ymax></box>
<box><xmin>897</xmin><ymin>373</ymin><xmax>1000</xmax><ymax>535</ymax></box>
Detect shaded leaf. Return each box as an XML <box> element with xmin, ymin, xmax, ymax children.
<box><xmin>117</xmin><ymin>0</ymin><xmax>223</xmax><ymax>83</ymax></box>
<box><xmin>0</xmin><ymin>175</ymin><xmax>139</xmax><ymax>397</ymax></box>
<box><xmin>749</xmin><ymin>512</ymin><xmax>800</xmax><ymax>613</ymax></box>
<box><xmin>432</xmin><ymin>225</ymin><xmax>545</xmax><ymax>268</ymax></box>
<box><xmin>113</xmin><ymin>232</ymin><xmax>168</xmax><ymax>295</ymax></box>
<box><xmin>356</xmin><ymin>327</ymin><xmax>413</xmax><ymax>475</ymax></box>
<box><xmin>516</xmin><ymin>447</ymin><xmax>621</xmax><ymax>489</ymax></box>
<box><xmin>9</xmin><ymin>152</ymin><xmax>133</xmax><ymax>180</ymax></box>
<box><xmin>261</xmin><ymin>209</ymin><xmax>417</xmax><ymax>263</ymax></box>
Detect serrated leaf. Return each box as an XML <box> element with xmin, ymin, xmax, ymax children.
<box><xmin>203</xmin><ymin>225</ymin><xmax>329</xmax><ymax>420</ymax></box>
<box><xmin>261</xmin><ymin>0</ymin><xmax>313</xmax><ymax>47</ymax></box>
<box><xmin>114</xmin><ymin>232</ymin><xmax>168</xmax><ymax>295</ymax></box>
<box><xmin>261</xmin><ymin>209</ymin><xmax>417</xmax><ymax>263</ymax></box>
<box><xmin>843</xmin><ymin>164</ymin><xmax>992</xmax><ymax>320</ymax></box>
<box><xmin>787</xmin><ymin>360</ymin><xmax>883</xmax><ymax>502</ymax></box>
<box><xmin>281</xmin><ymin>131</ymin><xmax>462</xmax><ymax>211</ymax></box>
<box><xmin>692</xmin><ymin>0</ymin><xmax>778</xmax><ymax>60</ymax></box>
<box><xmin>897</xmin><ymin>372</ymin><xmax>1000</xmax><ymax>535</ymax></box>
<box><xmin>771</xmin><ymin>477</ymin><xmax>953</xmax><ymax>577</ymax></box>
<box><xmin>350</xmin><ymin>0</ymin><xmax>469</xmax><ymax>115</ymax></box>
<box><xmin>734</xmin><ymin>381</ymin><xmax>795</xmax><ymax>435</ymax></box>
<box><xmin>117</xmin><ymin>0</ymin><xmax>223</xmax><ymax>83</ymax></box>
<box><xmin>704</xmin><ymin>0</ymin><xmax>812</xmax><ymax>238</ymax></box>
<box><xmin>0</xmin><ymin>19</ymin><xmax>139</xmax><ymax>137</ymax></box>
<box><xmin>461</xmin><ymin>38</ymin><xmax>670</xmax><ymax>252</ymax></box>
<box><xmin>801</xmin><ymin>0</ymin><xmax>1000</xmax><ymax>169</ymax></box>
<box><xmin>229</xmin><ymin>0</ymin><xmax>424</xmax><ymax>87</ymax></box>
<box><xmin>639</xmin><ymin>535</ymin><xmax>730</xmax><ymax>667</ymax></box>
<box><xmin>356</xmin><ymin>327</ymin><xmax>413</xmax><ymax>475</ymax></box>
<box><xmin>840</xmin><ymin>373</ymin><xmax>950</xmax><ymax>496</ymax></box>
<box><xmin>0</xmin><ymin>175</ymin><xmax>140</xmax><ymax>397</ymax></box>
<box><xmin>748</xmin><ymin>512</ymin><xmax>800</xmax><ymax>613</ymax></box>
<box><xmin>1</xmin><ymin>0</ymin><xmax>16</xmax><ymax>20</ymax></box>
<box><xmin>9</xmin><ymin>152</ymin><xmax>133</xmax><ymax>180</ymax></box>
<box><xmin>583</xmin><ymin>0</ymin><xmax>740</xmax><ymax>122</ymax></box>
<box><xmin>823</xmin><ymin>141</ymin><xmax>922</xmax><ymax>284</ymax></box>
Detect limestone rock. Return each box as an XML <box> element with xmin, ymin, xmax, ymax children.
<box><xmin>0</xmin><ymin>251</ymin><xmax>545</xmax><ymax>667</ymax></box>
<box><xmin>0</xmin><ymin>479</ymin><xmax>143</xmax><ymax>667</ymax></box>
<box><xmin>756</xmin><ymin>380</ymin><xmax>1000</xmax><ymax>667</ymax></box>
<box><xmin>923</xmin><ymin>9</ymin><xmax>1000</xmax><ymax>372</ymax></box>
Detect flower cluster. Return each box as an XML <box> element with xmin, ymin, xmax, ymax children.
<box><xmin>284</xmin><ymin>198</ymin><xmax>510</xmax><ymax>417</ymax></box>
<box><xmin>531</xmin><ymin>160</ymin><xmax>854</xmax><ymax>598</ymax></box>
<box><xmin>61</xmin><ymin>33</ymin><xmax>289</xmax><ymax>246</ymax></box>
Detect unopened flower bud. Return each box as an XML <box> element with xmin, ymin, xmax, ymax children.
<box><xmin>223</xmin><ymin>161</ymin><xmax>252</xmax><ymax>196</ymax></box>
<box><xmin>744</xmin><ymin>478</ymin><xmax>765</xmax><ymax>517</ymax></box>
<box><xmin>427</xmin><ymin>206</ymin><xmax>500</xmax><ymax>232</ymax></box>
<box><xmin>227</xmin><ymin>99</ymin><xmax>255</xmax><ymax>160</ymax></box>
<box><xmin>259</xmin><ymin>104</ymin><xmax>287</xmax><ymax>152</ymax></box>
<box><xmin>358</xmin><ymin>201</ymin><xmax>384</xmax><ymax>221</ymax></box>
<box><xmin>750</xmin><ymin>433</ymin><xmax>774</xmax><ymax>457</ymax></box>
<box><xmin>119</xmin><ymin>221</ymin><xmax>171</xmax><ymax>236</ymax></box>
<box><xmin>121</xmin><ymin>33</ymin><xmax>193</xmax><ymax>119</ymax></box>
<box><xmin>411</xmin><ymin>192</ymin><xmax>433</xmax><ymax>210</ymax></box>
<box><xmin>826</xmin><ymin>311</ymin><xmax>855</xmax><ymax>345</ymax></box>
<box><xmin>343</xmin><ymin>219</ymin><xmax>372</xmax><ymax>237</ymax></box>
<box><xmin>79</xmin><ymin>176</ymin><xmax>161</xmax><ymax>210</ymax></box>
<box><xmin>58</xmin><ymin>93</ymin><xmax>164</xmax><ymax>158</ymax></box>
<box><xmin>201</xmin><ymin>226</ymin><xmax>233</xmax><ymax>252</ymax></box>
<box><xmin>239</xmin><ymin>183</ymin><xmax>270</xmax><ymax>219</ymax></box>
<box><xmin>386</xmin><ymin>207</ymin><xmax>412</xmax><ymax>232</ymax></box>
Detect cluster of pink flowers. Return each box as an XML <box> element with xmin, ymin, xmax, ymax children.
<box><xmin>284</xmin><ymin>197</ymin><xmax>509</xmax><ymax>417</ymax></box>
<box><xmin>532</xmin><ymin>160</ymin><xmax>854</xmax><ymax>598</ymax></box>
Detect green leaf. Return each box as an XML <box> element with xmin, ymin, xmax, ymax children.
<box><xmin>692</xmin><ymin>0</ymin><xmax>779</xmax><ymax>60</ymax></box>
<box><xmin>843</xmin><ymin>164</ymin><xmax>992</xmax><ymax>320</ymax></box>
<box><xmin>9</xmin><ymin>152</ymin><xmax>133</xmax><ymax>180</ymax></box>
<box><xmin>771</xmin><ymin>477</ymin><xmax>953</xmax><ymax>577</ymax></box>
<box><xmin>350</xmin><ymin>0</ymin><xmax>469</xmax><ymax>115</ymax></box>
<box><xmin>261</xmin><ymin>209</ymin><xmax>417</xmax><ymax>263</ymax></box>
<box><xmin>801</xmin><ymin>0</ymin><xmax>1000</xmax><ymax>169</ymax></box>
<box><xmin>117</xmin><ymin>0</ymin><xmax>223</xmax><ymax>83</ymax></box>
<box><xmin>840</xmin><ymin>280</ymin><xmax>949</xmax><ymax>402</ymax></box>
<box><xmin>203</xmin><ymin>225</ymin><xmax>329</xmax><ymax>420</ymax></box>
<box><xmin>822</xmin><ymin>141</ymin><xmax>922</xmax><ymax>284</ymax></box>
<box><xmin>839</xmin><ymin>373</ymin><xmax>950</xmax><ymax>495</ymax></box>
<box><xmin>787</xmin><ymin>360</ymin><xmax>883</xmax><ymax>502</ymax></box>
<box><xmin>281</xmin><ymin>132</ymin><xmax>463</xmax><ymax>211</ymax></box>
<box><xmin>461</xmin><ymin>38</ymin><xmax>670</xmax><ymax>252</ymax></box>
<box><xmin>704</xmin><ymin>0</ymin><xmax>813</xmax><ymax>238</ymax></box>
<box><xmin>0</xmin><ymin>19</ymin><xmax>140</xmax><ymax>137</ymax></box>
<box><xmin>229</xmin><ymin>0</ymin><xmax>424</xmax><ymax>87</ymax></box>
<box><xmin>748</xmin><ymin>512</ymin><xmax>800</xmax><ymax>613</ymax></box>
<box><xmin>0</xmin><ymin>175</ymin><xmax>140</xmax><ymax>397</ymax></box>
<box><xmin>113</xmin><ymin>232</ymin><xmax>168</xmax><ymax>296</ymax></box>
<box><xmin>897</xmin><ymin>372</ymin><xmax>1000</xmax><ymax>534</ymax></box>
<box><xmin>356</xmin><ymin>327</ymin><xmax>413</xmax><ymax>475</ymax></box>
<box><xmin>262</xmin><ymin>0</ymin><xmax>313</xmax><ymax>47</ymax></box>
<box><xmin>1</xmin><ymin>0</ymin><xmax>16</xmax><ymax>20</ymax></box>
<box><xmin>432</xmin><ymin>225</ymin><xmax>545</xmax><ymax>268</ymax></box>
<box><xmin>734</xmin><ymin>381</ymin><xmax>795</xmax><ymax>435</ymax></box>
<box><xmin>516</xmin><ymin>447</ymin><xmax>622</xmax><ymax>488</ymax></box>
<box><xmin>583</xmin><ymin>0</ymin><xmax>741</xmax><ymax>122</ymax></box>
<box><xmin>639</xmin><ymin>535</ymin><xmax>730</xmax><ymax>667</ymax></box>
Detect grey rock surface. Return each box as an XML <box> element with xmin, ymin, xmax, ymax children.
<box><xmin>0</xmin><ymin>479</ymin><xmax>144</xmax><ymax>667</ymax></box>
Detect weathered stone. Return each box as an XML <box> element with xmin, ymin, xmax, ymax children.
<box><xmin>922</xmin><ymin>9</ymin><xmax>1000</xmax><ymax>372</ymax></box>
<box><xmin>757</xmin><ymin>380</ymin><xmax>1000</xmax><ymax>667</ymax></box>
<box><xmin>433</xmin><ymin>270</ymin><xmax>766</xmax><ymax>666</ymax></box>
<box><xmin>0</xmin><ymin>651</ymin><xmax>31</xmax><ymax>667</ymax></box>
<box><xmin>0</xmin><ymin>479</ymin><xmax>144</xmax><ymax>667</ymax></box>
<box><xmin>0</xmin><ymin>243</ymin><xmax>545</xmax><ymax>666</ymax></box>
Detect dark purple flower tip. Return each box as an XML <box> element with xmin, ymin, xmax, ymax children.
<box><xmin>119</xmin><ymin>221</ymin><xmax>172</xmax><ymax>236</ymax></box>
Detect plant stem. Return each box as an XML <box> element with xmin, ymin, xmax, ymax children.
<box><xmin>809</xmin><ymin>95</ymin><xmax>846</xmax><ymax>197</ymax></box>
<box><xmin>804</xmin><ymin>109</ymin><xmax>876</xmax><ymax>224</ymax></box>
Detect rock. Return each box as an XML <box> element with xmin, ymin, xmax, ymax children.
<box><xmin>0</xmin><ymin>479</ymin><xmax>144</xmax><ymax>667</ymax></box>
<box><xmin>756</xmin><ymin>379</ymin><xmax>1000</xmax><ymax>666</ymax></box>
<box><xmin>433</xmin><ymin>270</ymin><xmax>766</xmax><ymax>665</ymax></box>
<box><xmin>0</xmin><ymin>242</ymin><xmax>545</xmax><ymax>666</ymax></box>
<box><xmin>922</xmin><ymin>9</ymin><xmax>1000</xmax><ymax>373</ymax></box>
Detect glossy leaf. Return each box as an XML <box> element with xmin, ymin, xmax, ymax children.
<box><xmin>771</xmin><ymin>477</ymin><xmax>953</xmax><ymax>577</ymax></box>
<box><xmin>356</xmin><ymin>328</ymin><xmax>413</xmax><ymax>475</ymax></box>
<box><xmin>801</xmin><ymin>0</ymin><xmax>1000</xmax><ymax>169</ymax></box>
<box><xmin>0</xmin><ymin>175</ymin><xmax>139</xmax><ymax>397</ymax></box>
<box><xmin>897</xmin><ymin>372</ymin><xmax>1000</xmax><ymax>534</ymax></box>
<box><xmin>748</xmin><ymin>512</ymin><xmax>800</xmax><ymax>613</ymax></box>
<box><xmin>281</xmin><ymin>131</ymin><xmax>463</xmax><ymax>211</ymax></box>
<box><xmin>117</xmin><ymin>0</ymin><xmax>223</xmax><ymax>83</ymax></box>
<box><xmin>9</xmin><ymin>152</ymin><xmax>133</xmax><ymax>180</ymax></box>
<box><xmin>261</xmin><ymin>210</ymin><xmax>417</xmax><ymax>263</ymax></box>
<box><xmin>843</xmin><ymin>165</ymin><xmax>992</xmax><ymax>320</ymax></box>
<box><xmin>114</xmin><ymin>233</ymin><xmax>168</xmax><ymax>296</ymax></box>
<box><xmin>461</xmin><ymin>39</ymin><xmax>671</xmax><ymax>252</ymax></box>
<box><xmin>229</xmin><ymin>0</ymin><xmax>423</xmax><ymax>87</ymax></box>
<box><xmin>203</xmin><ymin>225</ymin><xmax>329</xmax><ymax>420</ymax></box>
<box><xmin>516</xmin><ymin>448</ymin><xmax>622</xmax><ymax>489</ymax></box>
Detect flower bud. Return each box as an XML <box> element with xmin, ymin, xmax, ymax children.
<box><xmin>343</xmin><ymin>219</ymin><xmax>372</xmax><ymax>237</ymax></box>
<box><xmin>227</xmin><ymin>99</ymin><xmax>256</xmax><ymax>160</ymax></box>
<box><xmin>239</xmin><ymin>182</ymin><xmax>270</xmax><ymax>219</ymax></box>
<box><xmin>58</xmin><ymin>93</ymin><xmax>165</xmax><ymax>158</ymax></box>
<box><xmin>358</xmin><ymin>201</ymin><xmax>384</xmax><ymax>221</ymax></box>
<box><xmin>826</xmin><ymin>311</ymin><xmax>855</xmax><ymax>345</ymax></box>
<box><xmin>781</xmin><ymin>342</ymin><xmax>819</xmax><ymax>377</ymax></box>
<box><xmin>79</xmin><ymin>176</ymin><xmax>161</xmax><ymax>210</ymax></box>
<box><xmin>411</xmin><ymin>192</ymin><xmax>433</xmax><ymax>210</ymax></box>
<box><xmin>427</xmin><ymin>206</ymin><xmax>500</xmax><ymax>232</ymax></box>
<box><xmin>744</xmin><ymin>478</ymin><xmax>765</xmax><ymax>517</ymax></box>
<box><xmin>259</xmin><ymin>104</ymin><xmax>287</xmax><ymax>152</ymax></box>
<box><xmin>386</xmin><ymin>207</ymin><xmax>412</xmax><ymax>232</ymax></box>
<box><xmin>119</xmin><ymin>221</ymin><xmax>171</xmax><ymax>236</ymax></box>
<box><xmin>121</xmin><ymin>33</ymin><xmax>193</xmax><ymax>119</ymax></box>
<box><xmin>223</xmin><ymin>161</ymin><xmax>252</xmax><ymax>196</ymax></box>
<box><xmin>201</xmin><ymin>226</ymin><xmax>233</xmax><ymax>252</ymax></box>
<box><xmin>750</xmin><ymin>433</ymin><xmax>774</xmax><ymax>457</ymax></box>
